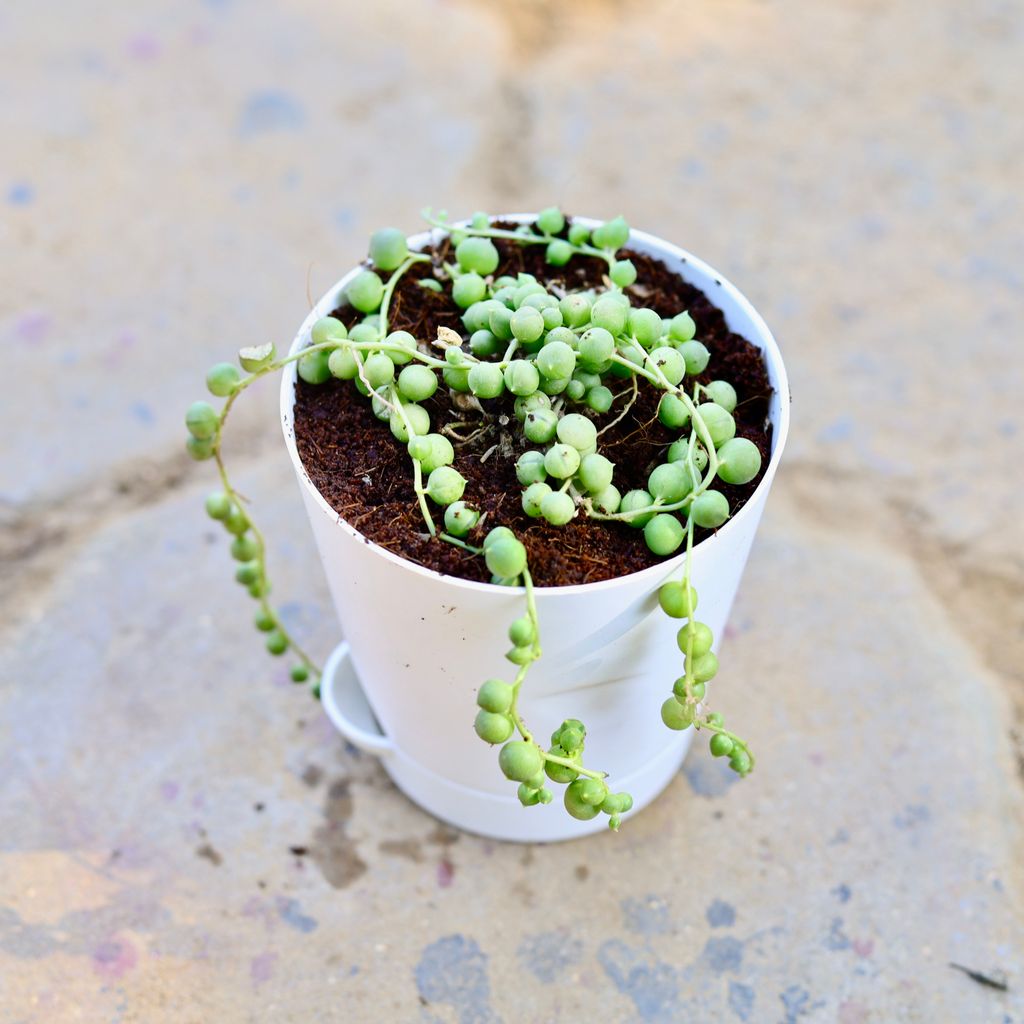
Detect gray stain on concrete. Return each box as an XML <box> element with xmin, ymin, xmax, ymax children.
<box><xmin>824</xmin><ymin>917</ymin><xmax>851</xmax><ymax>952</ymax></box>
<box><xmin>892</xmin><ymin>804</ymin><xmax>931</xmax><ymax>830</ymax></box>
<box><xmin>681</xmin><ymin>750</ymin><xmax>738</xmax><ymax>798</ymax></box>
<box><xmin>597</xmin><ymin>938</ymin><xmax>682</xmax><ymax>1023</ymax></box>
<box><xmin>276</xmin><ymin>897</ymin><xmax>318</xmax><ymax>934</ymax></box>
<box><xmin>516</xmin><ymin>930</ymin><xmax>583</xmax><ymax>984</ymax></box>
<box><xmin>415</xmin><ymin>934</ymin><xmax>500</xmax><ymax>1024</ymax></box>
<box><xmin>703</xmin><ymin>936</ymin><xmax>744</xmax><ymax>973</ymax></box>
<box><xmin>832</xmin><ymin>884</ymin><xmax>852</xmax><ymax>904</ymax></box>
<box><xmin>621</xmin><ymin>895</ymin><xmax>672</xmax><ymax>936</ymax></box>
<box><xmin>728</xmin><ymin>981</ymin><xmax>756</xmax><ymax>1021</ymax></box>
<box><xmin>706</xmin><ymin>899</ymin><xmax>737</xmax><ymax>928</ymax></box>
<box><xmin>780</xmin><ymin>984</ymin><xmax>823</xmax><ymax>1022</ymax></box>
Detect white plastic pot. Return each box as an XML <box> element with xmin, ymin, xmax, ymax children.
<box><xmin>280</xmin><ymin>216</ymin><xmax>789</xmax><ymax>842</ymax></box>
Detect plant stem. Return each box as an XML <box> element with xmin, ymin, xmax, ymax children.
<box><xmin>681</xmin><ymin>516</ymin><xmax>696</xmax><ymax>704</ymax></box>
<box><xmin>231</xmin><ymin>340</ymin><xmax>339</xmax><ymax>396</ymax></box>
<box><xmin>674</xmin><ymin>506</ymin><xmax>754</xmax><ymax>769</ymax></box>
<box><xmin>584</xmin><ymin>495</ymin><xmax>667</xmax><ymax>522</ymax></box>
<box><xmin>610</xmin><ymin>350</ymin><xmax>721</xmax><ymax>483</ymax></box>
<box><xmin>421</xmin><ymin>209</ymin><xmax>616</xmax><ymax>268</ymax></box>
<box><xmin>507</xmin><ymin>569</ymin><xmax>542</xmax><ymax>745</ymax></box>
<box><xmin>439</xmin><ymin>533</ymin><xmax>482</xmax><ymax>554</ymax></box>
<box><xmin>597</xmin><ymin>373</ymin><xmax>639</xmax><ymax>437</ymax></box>
<box><xmin>379</xmin><ymin>252</ymin><xmax>431</xmax><ymax>337</ymax></box>
<box><xmin>387</xmin><ymin>386</ymin><xmax>435</xmax><ymax>536</ymax></box>
<box><xmin>203</xmin><ymin>248</ymin><xmax>434</xmax><ymax>689</ymax></box>
<box><xmin>213</xmin><ymin>388</ymin><xmax>320</xmax><ymax>680</ymax></box>
<box><xmin>340</xmin><ymin>338</ymin><xmax>449</xmax><ymax>369</ymax></box>
<box><xmin>503</xmin><ymin>569</ymin><xmax>608</xmax><ymax>782</ymax></box>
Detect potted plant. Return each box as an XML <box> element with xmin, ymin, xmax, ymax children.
<box><xmin>184</xmin><ymin>208</ymin><xmax>789</xmax><ymax>842</ymax></box>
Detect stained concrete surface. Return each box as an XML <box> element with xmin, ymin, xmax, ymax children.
<box><xmin>2</xmin><ymin>1</ymin><xmax>1022</xmax><ymax>1021</ymax></box>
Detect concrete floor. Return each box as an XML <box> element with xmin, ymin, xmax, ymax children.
<box><xmin>2</xmin><ymin>1</ymin><xmax>1022</xmax><ymax>1021</ymax></box>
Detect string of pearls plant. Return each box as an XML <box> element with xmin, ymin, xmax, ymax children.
<box><xmin>185</xmin><ymin>208</ymin><xmax>764</xmax><ymax>830</ymax></box>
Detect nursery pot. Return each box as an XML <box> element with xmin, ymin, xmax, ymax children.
<box><xmin>281</xmin><ymin>216</ymin><xmax>789</xmax><ymax>842</ymax></box>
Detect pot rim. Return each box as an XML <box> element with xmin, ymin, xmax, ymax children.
<box><xmin>280</xmin><ymin>214</ymin><xmax>790</xmax><ymax>597</ymax></box>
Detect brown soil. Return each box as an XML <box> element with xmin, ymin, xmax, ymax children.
<box><xmin>293</xmin><ymin>222</ymin><xmax>773</xmax><ymax>587</ymax></box>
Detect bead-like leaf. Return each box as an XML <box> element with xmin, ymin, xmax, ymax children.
<box><xmin>433</xmin><ymin>326</ymin><xmax>463</xmax><ymax>349</ymax></box>
<box><xmin>239</xmin><ymin>343</ymin><xmax>275</xmax><ymax>372</ymax></box>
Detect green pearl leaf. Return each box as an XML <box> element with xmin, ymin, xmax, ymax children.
<box><xmin>238</xmin><ymin>343</ymin><xmax>276</xmax><ymax>372</ymax></box>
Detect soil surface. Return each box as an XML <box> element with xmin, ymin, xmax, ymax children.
<box><xmin>293</xmin><ymin>223</ymin><xmax>773</xmax><ymax>586</ymax></box>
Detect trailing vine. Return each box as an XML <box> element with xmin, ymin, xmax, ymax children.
<box><xmin>185</xmin><ymin>207</ymin><xmax>764</xmax><ymax>829</ymax></box>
